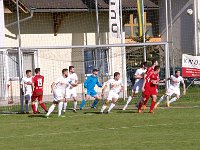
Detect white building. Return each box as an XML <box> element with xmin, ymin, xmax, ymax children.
<box><xmin>0</xmin><ymin>0</ymin><xmax>160</xmax><ymax>104</ymax></box>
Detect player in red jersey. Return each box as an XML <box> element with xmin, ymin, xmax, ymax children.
<box><xmin>140</xmin><ymin>59</ymin><xmax>158</xmax><ymax>109</ymax></box>
<box><xmin>146</xmin><ymin>59</ymin><xmax>158</xmax><ymax>75</ymax></box>
<box><xmin>31</xmin><ymin>68</ymin><xmax>47</xmax><ymax>113</ymax></box>
<box><xmin>138</xmin><ymin>66</ymin><xmax>160</xmax><ymax>113</ymax></box>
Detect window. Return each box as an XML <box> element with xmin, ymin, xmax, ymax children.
<box><xmin>84</xmin><ymin>48</ymin><xmax>109</xmax><ymax>75</ymax></box>
<box><xmin>7</xmin><ymin>50</ymin><xmax>35</xmax><ymax>78</ymax></box>
<box><xmin>7</xmin><ymin>52</ymin><xmax>19</xmax><ymax>78</ymax></box>
<box><xmin>125</xmin><ymin>13</ymin><xmax>153</xmax><ymax>38</ymax></box>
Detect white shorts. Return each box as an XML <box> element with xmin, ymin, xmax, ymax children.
<box><xmin>107</xmin><ymin>90</ymin><xmax>119</xmax><ymax>101</ymax></box>
<box><xmin>166</xmin><ymin>86</ymin><xmax>180</xmax><ymax>96</ymax></box>
<box><xmin>53</xmin><ymin>90</ymin><xmax>65</xmax><ymax>101</ymax></box>
<box><xmin>132</xmin><ymin>82</ymin><xmax>143</xmax><ymax>94</ymax></box>
<box><xmin>65</xmin><ymin>88</ymin><xmax>77</xmax><ymax>99</ymax></box>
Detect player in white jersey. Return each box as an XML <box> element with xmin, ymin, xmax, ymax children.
<box><xmin>100</xmin><ymin>72</ymin><xmax>124</xmax><ymax>114</ymax></box>
<box><xmin>20</xmin><ymin>70</ymin><xmax>33</xmax><ymax>114</ymax></box>
<box><xmin>123</xmin><ymin>62</ymin><xmax>147</xmax><ymax>110</ymax></box>
<box><xmin>155</xmin><ymin>70</ymin><xmax>186</xmax><ymax>108</ymax></box>
<box><xmin>64</xmin><ymin>66</ymin><xmax>78</xmax><ymax>113</ymax></box>
<box><xmin>46</xmin><ymin>69</ymin><xmax>70</xmax><ymax>118</ymax></box>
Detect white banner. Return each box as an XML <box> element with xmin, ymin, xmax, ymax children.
<box><xmin>182</xmin><ymin>54</ymin><xmax>200</xmax><ymax>78</ymax></box>
<box><xmin>109</xmin><ymin>0</ymin><xmax>121</xmax><ymax>38</ymax></box>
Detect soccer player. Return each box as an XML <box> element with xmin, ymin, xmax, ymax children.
<box><xmin>46</xmin><ymin>69</ymin><xmax>70</xmax><ymax>118</ymax></box>
<box><xmin>155</xmin><ymin>70</ymin><xmax>186</xmax><ymax>108</ymax></box>
<box><xmin>65</xmin><ymin>66</ymin><xmax>78</xmax><ymax>113</ymax></box>
<box><xmin>141</xmin><ymin>59</ymin><xmax>159</xmax><ymax>109</ymax></box>
<box><xmin>31</xmin><ymin>68</ymin><xmax>47</xmax><ymax>113</ymax></box>
<box><xmin>138</xmin><ymin>66</ymin><xmax>160</xmax><ymax>113</ymax></box>
<box><xmin>100</xmin><ymin>72</ymin><xmax>124</xmax><ymax>114</ymax></box>
<box><xmin>21</xmin><ymin>70</ymin><xmax>33</xmax><ymax>114</ymax></box>
<box><xmin>123</xmin><ymin>62</ymin><xmax>147</xmax><ymax>110</ymax></box>
<box><xmin>79</xmin><ymin>69</ymin><xmax>102</xmax><ymax>110</ymax></box>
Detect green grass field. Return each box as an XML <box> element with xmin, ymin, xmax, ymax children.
<box><xmin>0</xmin><ymin>87</ymin><xmax>200</xmax><ymax>150</ymax></box>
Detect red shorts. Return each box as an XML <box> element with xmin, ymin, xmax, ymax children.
<box><xmin>32</xmin><ymin>92</ymin><xmax>43</xmax><ymax>101</ymax></box>
<box><xmin>150</xmin><ymin>88</ymin><xmax>158</xmax><ymax>96</ymax></box>
<box><xmin>142</xmin><ymin>91</ymin><xmax>151</xmax><ymax>102</ymax></box>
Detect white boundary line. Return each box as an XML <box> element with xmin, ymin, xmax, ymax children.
<box><xmin>0</xmin><ymin>121</ymin><xmax>200</xmax><ymax>139</ymax></box>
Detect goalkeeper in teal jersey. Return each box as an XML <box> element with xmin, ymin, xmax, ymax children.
<box><xmin>80</xmin><ymin>69</ymin><xmax>102</xmax><ymax>110</ymax></box>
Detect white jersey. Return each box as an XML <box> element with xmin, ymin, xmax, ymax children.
<box><xmin>68</xmin><ymin>72</ymin><xmax>78</xmax><ymax>89</ymax></box>
<box><xmin>21</xmin><ymin>77</ymin><xmax>32</xmax><ymax>95</ymax></box>
<box><xmin>170</xmin><ymin>75</ymin><xmax>184</xmax><ymax>89</ymax></box>
<box><xmin>54</xmin><ymin>76</ymin><xmax>70</xmax><ymax>91</ymax></box>
<box><xmin>134</xmin><ymin>68</ymin><xmax>146</xmax><ymax>85</ymax></box>
<box><xmin>106</xmin><ymin>78</ymin><xmax>123</xmax><ymax>93</ymax></box>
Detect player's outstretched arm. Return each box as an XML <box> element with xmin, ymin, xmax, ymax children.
<box><xmin>84</xmin><ymin>77</ymin><xmax>89</xmax><ymax>88</ymax></box>
<box><xmin>142</xmin><ymin>79</ymin><xmax>146</xmax><ymax>92</ymax></box>
<box><xmin>151</xmin><ymin>80</ymin><xmax>159</xmax><ymax>85</ymax></box>
<box><xmin>96</xmin><ymin>79</ymin><xmax>103</xmax><ymax>87</ymax></box>
<box><xmin>182</xmin><ymin>82</ymin><xmax>186</xmax><ymax>95</ymax></box>
<box><xmin>159</xmin><ymin>77</ymin><xmax>170</xmax><ymax>83</ymax></box>
<box><xmin>102</xmin><ymin>84</ymin><xmax>108</xmax><ymax>96</ymax></box>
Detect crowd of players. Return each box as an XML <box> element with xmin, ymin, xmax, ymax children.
<box><xmin>21</xmin><ymin>60</ymin><xmax>186</xmax><ymax>117</ymax></box>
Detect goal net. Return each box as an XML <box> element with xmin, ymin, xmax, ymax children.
<box><xmin>0</xmin><ymin>0</ymin><xmax>198</xmax><ymax>113</ymax></box>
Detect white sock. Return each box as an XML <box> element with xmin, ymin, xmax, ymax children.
<box><xmin>63</xmin><ymin>102</ymin><xmax>67</xmax><ymax>112</ymax></box>
<box><xmin>123</xmin><ymin>96</ymin><xmax>132</xmax><ymax>110</ymax></box>
<box><xmin>127</xmin><ymin>96</ymin><xmax>132</xmax><ymax>104</ymax></box>
<box><xmin>73</xmin><ymin>101</ymin><xmax>77</xmax><ymax>110</ymax></box>
<box><xmin>58</xmin><ymin>102</ymin><xmax>63</xmax><ymax>116</ymax></box>
<box><xmin>35</xmin><ymin>102</ymin><xmax>38</xmax><ymax>111</ymax></box>
<box><xmin>100</xmin><ymin>105</ymin><xmax>107</xmax><ymax>113</ymax></box>
<box><xmin>108</xmin><ymin>103</ymin><xmax>115</xmax><ymax>112</ymax></box>
<box><xmin>157</xmin><ymin>95</ymin><xmax>166</xmax><ymax>104</ymax></box>
<box><xmin>46</xmin><ymin>104</ymin><xmax>55</xmax><ymax>116</ymax></box>
<box><xmin>168</xmin><ymin>97</ymin><xmax>177</xmax><ymax>104</ymax></box>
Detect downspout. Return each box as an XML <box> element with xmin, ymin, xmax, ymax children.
<box><xmin>5</xmin><ymin>9</ymin><xmax>34</xmax><ymax>28</ymax></box>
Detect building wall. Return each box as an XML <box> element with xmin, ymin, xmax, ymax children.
<box><xmin>159</xmin><ymin>0</ymin><xmax>194</xmax><ymax>66</ymax></box>
<box><xmin>3</xmin><ymin>12</ymin><xmax>124</xmax><ymax>102</ymax></box>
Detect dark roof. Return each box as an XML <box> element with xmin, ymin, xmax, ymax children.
<box><xmin>18</xmin><ymin>0</ymin><xmax>158</xmax><ymax>11</ymax></box>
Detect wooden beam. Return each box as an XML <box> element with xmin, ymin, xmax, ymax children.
<box><xmin>53</xmin><ymin>13</ymin><xmax>65</xmax><ymax>36</ymax></box>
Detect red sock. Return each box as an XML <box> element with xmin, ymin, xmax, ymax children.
<box><xmin>40</xmin><ymin>102</ymin><xmax>47</xmax><ymax>111</ymax></box>
<box><xmin>32</xmin><ymin>104</ymin><xmax>37</xmax><ymax>113</ymax></box>
<box><xmin>150</xmin><ymin>101</ymin><xmax>156</xmax><ymax>112</ymax></box>
<box><xmin>138</xmin><ymin>101</ymin><xmax>143</xmax><ymax>111</ymax></box>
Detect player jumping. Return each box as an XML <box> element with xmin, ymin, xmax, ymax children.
<box><xmin>79</xmin><ymin>69</ymin><xmax>102</xmax><ymax>110</ymax></box>
<box><xmin>155</xmin><ymin>70</ymin><xmax>186</xmax><ymax>108</ymax></box>
<box><xmin>31</xmin><ymin>68</ymin><xmax>48</xmax><ymax>114</ymax></box>
<box><xmin>21</xmin><ymin>70</ymin><xmax>33</xmax><ymax>114</ymax></box>
<box><xmin>123</xmin><ymin>62</ymin><xmax>147</xmax><ymax>110</ymax></box>
<box><xmin>46</xmin><ymin>69</ymin><xmax>70</xmax><ymax>118</ymax></box>
<box><xmin>100</xmin><ymin>72</ymin><xmax>124</xmax><ymax>114</ymax></box>
<box><xmin>65</xmin><ymin>66</ymin><xmax>78</xmax><ymax>113</ymax></box>
<box><xmin>138</xmin><ymin>66</ymin><xmax>160</xmax><ymax>113</ymax></box>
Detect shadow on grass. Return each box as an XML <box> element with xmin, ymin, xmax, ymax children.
<box><xmin>83</xmin><ymin>111</ymin><xmax>101</xmax><ymax>114</ymax></box>
<box><xmin>28</xmin><ymin>114</ymin><xmax>46</xmax><ymax>118</ymax></box>
<box><xmin>117</xmin><ymin>111</ymin><xmax>138</xmax><ymax>114</ymax></box>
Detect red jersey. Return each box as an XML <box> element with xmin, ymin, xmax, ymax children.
<box><xmin>32</xmin><ymin>75</ymin><xmax>44</xmax><ymax>94</ymax></box>
<box><xmin>146</xmin><ymin>67</ymin><xmax>154</xmax><ymax>75</ymax></box>
<box><xmin>144</xmin><ymin>73</ymin><xmax>152</xmax><ymax>92</ymax></box>
<box><xmin>149</xmin><ymin>73</ymin><xmax>159</xmax><ymax>94</ymax></box>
